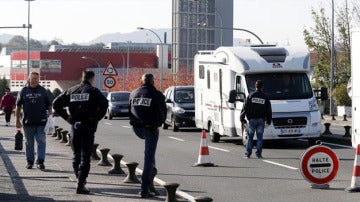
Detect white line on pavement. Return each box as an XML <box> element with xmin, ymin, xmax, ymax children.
<box><xmin>263</xmin><ymin>160</ymin><xmax>298</xmax><ymax>170</ymax></box>
<box><xmin>169</xmin><ymin>136</ymin><xmax>185</xmax><ymax>141</ymax></box>
<box><xmin>104</xmin><ymin>122</ymin><xmax>112</xmax><ymax>125</ymax></box>
<box><xmin>122</xmin><ymin>126</ymin><xmax>132</xmax><ymax>129</ymax></box>
<box><xmin>208</xmin><ymin>146</ymin><xmax>230</xmax><ymax>152</ymax></box>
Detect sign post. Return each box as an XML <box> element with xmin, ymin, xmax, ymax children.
<box><xmin>102</xmin><ymin>61</ymin><xmax>118</xmax><ymax>91</ymax></box>
<box><xmin>299</xmin><ymin>144</ymin><xmax>339</xmax><ymax>189</ymax></box>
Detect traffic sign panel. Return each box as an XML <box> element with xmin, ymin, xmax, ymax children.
<box><xmin>300</xmin><ymin>145</ymin><xmax>339</xmax><ymax>185</ymax></box>
<box><xmin>104</xmin><ymin>76</ymin><xmax>116</xmax><ymax>88</ymax></box>
<box><xmin>103</xmin><ymin>62</ymin><xmax>118</xmax><ymax>76</ymax></box>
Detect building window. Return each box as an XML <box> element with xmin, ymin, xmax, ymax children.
<box><xmin>40</xmin><ymin>60</ymin><xmax>61</xmax><ymax>73</ymax></box>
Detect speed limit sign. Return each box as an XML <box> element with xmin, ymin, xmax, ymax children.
<box><xmin>104</xmin><ymin>76</ymin><xmax>116</xmax><ymax>88</ymax></box>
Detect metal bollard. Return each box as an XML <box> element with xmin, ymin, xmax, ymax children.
<box><xmin>97</xmin><ymin>148</ymin><xmax>112</xmax><ymax>166</ymax></box>
<box><xmin>164</xmin><ymin>182</ymin><xmax>179</xmax><ymax>202</ymax></box>
<box><xmin>56</xmin><ymin>128</ymin><xmax>63</xmax><ymax>140</ymax></box>
<box><xmin>149</xmin><ymin>167</ymin><xmax>160</xmax><ymax>195</ymax></box>
<box><xmin>123</xmin><ymin>162</ymin><xmax>141</xmax><ymax>183</ymax></box>
<box><xmin>51</xmin><ymin>126</ymin><xmax>59</xmax><ymax>136</ymax></box>
<box><xmin>322</xmin><ymin>123</ymin><xmax>332</xmax><ymax>135</ymax></box>
<box><xmin>332</xmin><ymin>114</ymin><xmax>336</xmax><ymax>120</ymax></box>
<box><xmin>344</xmin><ymin>125</ymin><xmax>351</xmax><ymax>137</ymax></box>
<box><xmin>91</xmin><ymin>143</ymin><xmax>100</xmax><ymax>160</ymax></box>
<box><xmin>343</xmin><ymin>114</ymin><xmax>348</xmax><ymax>121</ymax></box>
<box><xmin>65</xmin><ymin>133</ymin><xmax>71</xmax><ymax>146</ymax></box>
<box><xmin>108</xmin><ymin>154</ymin><xmax>125</xmax><ymax>175</ymax></box>
<box><xmin>60</xmin><ymin>130</ymin><xmax>68</xmax><ymax>143</ymax></box>
<box><xmin>53</xmin><ymin>128</ymin><xmax>62</xmax><ymax>138</ymax></box>
<box><xmin>194</xmin><ymin>196</ymin><xmax>213</xmax><ymax>202</ymax></box>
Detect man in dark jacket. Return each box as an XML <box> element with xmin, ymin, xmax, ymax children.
<box><xmin>129</xmin><ymin>73</ymin><xmax>166</xmax><ymax>198</ymax></box>
<box><xmin>53</xmin><ymin>70</ymin><xmax>108</xmax><ymax>194</ymax></box>
<box><xmin>16</xmin><ymin>72</ymin><xmax>52</xmax><ymax>170</ymax></box>
<box><xmin>240</xmin><ymin>80</ymin><xmax>272</xmax><ymax>159</ymax></box>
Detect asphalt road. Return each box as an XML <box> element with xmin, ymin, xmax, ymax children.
<box><xmin>55</xmin><ymin>117</ymin><xmax>357</xmax><ymax>202</ymax></box>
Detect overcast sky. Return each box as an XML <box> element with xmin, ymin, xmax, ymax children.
<box><xmin>0</xmin><ymin>0</ymin><xmax>337</xmax><ymax>47</ymax></box>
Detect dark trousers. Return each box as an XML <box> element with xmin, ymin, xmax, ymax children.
<box><xmin>4</xmin><ymin>109</ymin><xmax>12</xmax><ymax>122</ymax></box>
<box><xmin>71</xmin><ymin>122</ymin><xmax>96</xmax><ymax>184</ymax></box>
<box><xmin>133</xmin><ymin>127</ymin><xmax>159</xmax><ymax>192</ymax></box>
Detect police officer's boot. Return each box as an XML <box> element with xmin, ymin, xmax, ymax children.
<box><xmin>76</xmin><ymin>177</ymin><xmax>90</xmax><ymax>194</ymax></box>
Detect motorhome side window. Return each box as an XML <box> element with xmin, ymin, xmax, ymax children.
<box><xmin>199</xmin><ymin>65</ymin><xmax>205</xmax><ymax>79</ymax></box>
<box><xmin>235</xmin><ymin>76</ymin><xmax>245</xmax><ymax>100</ymax></box>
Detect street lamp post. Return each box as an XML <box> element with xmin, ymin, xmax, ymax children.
<box><xmin>330</xmin><ymin>0</ymin><xmax>335</xmax><ymax>116</ymax></box>
<box><xmin>81</xmin><ymin>56</ymin><xmax>101</xmax><ymax>90</ymax></box>
<box><xmin>25</xmin><ymin>0</ymin><xmax>35</xmax><ymax>78</ymax></box>
<box><xmin>137</xmin><ymin>27</ymin><xmax>164</xmax><ymax>91</ymax></box>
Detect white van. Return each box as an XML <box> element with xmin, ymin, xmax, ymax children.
<box><xmin>194</xmin><ymin>45</ymin><xmax>327</xmax><ymax>145</ymax></box>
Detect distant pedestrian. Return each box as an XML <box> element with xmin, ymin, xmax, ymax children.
<box><xmin>53</xmin><ymin>70</ymin><xmax>108</xmax><ymax>194</ymax></box>
<box><xmin>15</xmin><ymin>72</ymin><xmax>52</xmax><ymax>170</ymax></box>
<box><xmin>240</xmin><ymin>80</ymin><xmax>272</xmax><ymax>159</ymax></box>
<box><xmin>129</xmin><ymin>73</ymin><xmax>166</xmax><ymax>198</ymax></box>
<box><xmin>1</xmin><ymin>87</ymin><xmax>16</xmax><ymax>126</ymax></box>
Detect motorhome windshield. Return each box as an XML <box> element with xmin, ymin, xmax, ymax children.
<box><xmin>245</xmin><ymin>73</ymin><xmax>313</xmax><ymax>100</ymax></box>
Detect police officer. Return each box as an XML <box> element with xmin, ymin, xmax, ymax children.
<box><xmin>240</xmin><ymin>80</ymin><xmax>272</xmax><ymax>159</ymax></box>
<box><xmin>129</xmin><ymin>73</ymin><xmax>166</xmax><ymax>198</ymax></box>
<box><xmin>53</xmin><ymin>70</ymin><xmax>108</xmax><ymax>194</ymax></box>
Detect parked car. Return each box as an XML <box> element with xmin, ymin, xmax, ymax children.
<box><xmin>105</xmin><ymin>91</ymin><xmax>130</xmax><ymax>119</ymax></box>
<box><xmin>162</xmin><ymin>86</ymin><xmax>195</xmax><ymax>132</ymax></box>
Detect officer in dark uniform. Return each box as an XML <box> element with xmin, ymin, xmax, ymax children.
<box><xmin>53</xmin><ymin>70</ymin><xmax>108</xmax><ymax>194</ymax></box>
<box><xmin>240</xmin><ymin>80</ymin><xmax>272</xmax><ymax>159</ymax></box>
<box><xmin>129</xmin><ymin>73</ymin><xmax>166</xmax><ymax>198</ymax></box>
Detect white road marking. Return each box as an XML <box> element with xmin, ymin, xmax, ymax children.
<box><xmin>104</xmin><ymin>122</ymin><xmax>112</xmax><ymax>125</ymax></box>
<box><xmin>169</xmin><ymin>136</ymin><xmax>185</xmax><ymax>141</ymax></box>
<box><xmin>263</xmin><ymin>159</ymin><xmax>298</xmax><ymax>170</ymax></box>
<box><xmin>104</xmin><ymin>153</ymin><xmax>197</xmax><ymax>202</ymax></box>
<box><xmin>122</xmin><ymin>125</ymin><xmax>132</xmax><ymax>129</ymax></box>
<box><xmin>208</xmin><ymin>146</ymin><xmax>230</xmax><ymax>152</ymax></box>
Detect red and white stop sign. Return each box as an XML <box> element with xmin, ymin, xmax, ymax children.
<box><xmin>299</xmin><ymin>145</ymin><xmax>339</xmax><ymax>185</ymax></box>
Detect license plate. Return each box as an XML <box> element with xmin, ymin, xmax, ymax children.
<box><xmin>121</xmin><ymin>109</ymin><xmax>129</xmax><ymax>113</ymax></box>
<box><xmin>280</xmin><ymin>128</ymin><xmax>300</xmax><ymax>135</ymax></box>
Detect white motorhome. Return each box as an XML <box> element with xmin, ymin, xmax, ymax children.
<box><xmin>194</xmin><ymin>45</ymin><xmax>327</xmax><ymax>146</ymax></box>
<box><xmin>351</xmin><ymin>29</ymin><xmax>360</xmax><ymax>148</ymax></box>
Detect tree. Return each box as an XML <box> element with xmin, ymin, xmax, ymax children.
<box><xmin>303</xmin><ymin>1</ymin><xmax>353</xmax><ymax>105</ymax></box>
<box><xmin>6</xmin><ymin>35</ymin><xmax>27</xmax><ymax>48</ymax></box>
<box><xmin>0</xmin><ymin>77</ymin><xmax>8</xmax><ymax>97</ymax></box>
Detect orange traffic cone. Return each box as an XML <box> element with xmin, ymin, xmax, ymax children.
<box><xmin>345</xmin><ymin>144</ymin><xmax>360</xmax><ymax>192</ymax></box>
<box><xmin>193</xmin><ymin>130</ymin><xmax>214</xmax><ymax>167</ymax></box>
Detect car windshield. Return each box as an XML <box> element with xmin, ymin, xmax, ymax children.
<box><xmin>245</xmin><ymin>73</ymin><xmax>313</xmax><ymax>100</ymax></box>
<box><xmin>175</xmin><ymin>89</ymin><xmax>194</xmax><ymax>103</ymax></box>
<box><xmin>111</xmin><ymin>93</ymin><xmax>130</xmax><ymax>101</ymax></box>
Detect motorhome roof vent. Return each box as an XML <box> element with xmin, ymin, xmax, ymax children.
<box><xmin>251</xmin><ymin>47</ymin><xmax>287</xmax><ymax>63</ymax></box>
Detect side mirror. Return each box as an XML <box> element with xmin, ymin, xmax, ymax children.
<box><xmin>228</xmin><ymin>90</ymin><xmax>236</xmax><ymax>103</ymax></box>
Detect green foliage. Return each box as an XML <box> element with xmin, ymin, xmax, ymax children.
<box><xmin>333</xmin><ymin>83</ymin><xmax>351</xmax><ymax>106</ymax></box>
<box><xmin>303</xmin><ymin>2</ymin><xmax>352</xmax><ymax>98</ymax></box>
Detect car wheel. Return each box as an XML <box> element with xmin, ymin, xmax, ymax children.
<box><xmin>209</xmin><ymin>122</ymin><xmax>220</xmax><ymax>143</ymax></box>
<box><xmin>172</xmin><ymin>118</ymin><xmax>179</xmax><ymax>132</ymax></box>
<box><xmin>162</xmin><ymin>123</ymin><xmax>169</xmax><ymax>129</ymax></box>
<box><xmin>242</xmin><ymin>123</ymin><xmax>248</xmax><ymax>147</ymax></box>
